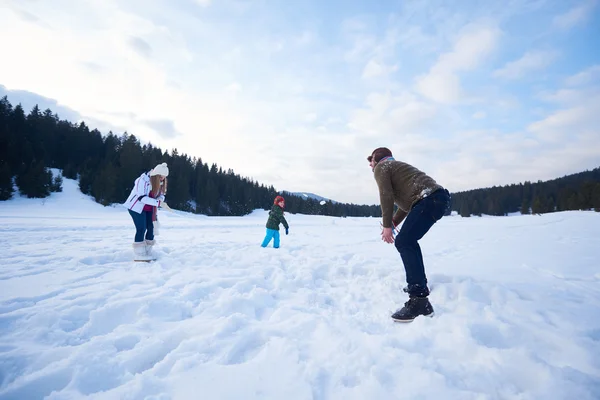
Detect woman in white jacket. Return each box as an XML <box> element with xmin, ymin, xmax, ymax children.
<box><xmin>123</xmin><ymin>162</ymin><xmax>170</xmax><ymax>260</ymax></box>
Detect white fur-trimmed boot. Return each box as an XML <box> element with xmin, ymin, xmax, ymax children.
<box><xmin>144</xmin><ymin>239</ymin><xmax>156</xmax><ymax>259</ymax></box>
<box><xmin>133</xmin><ymin>241</ymin><xmax>152</xmax><ymax>261</ymax></box>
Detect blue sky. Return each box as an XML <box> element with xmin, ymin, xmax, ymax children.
<box><xmin>1</xmin><ymin>0</ymin><xmax>599</xmax><ymax>204</ymax></box>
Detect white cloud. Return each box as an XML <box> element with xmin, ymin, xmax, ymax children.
<box><xmin>342</xmin><ymin>33</ymin><xmax>375</xmax><ymax>63</ymax></box>
<box><xmin>472</xmin><ymin>111</ymin><xmax>487</xmax><ymax>119</ymax></box>
<box><xmin>565</xmin><ymin>64</ymin><xmax>600</xmax><ymax>86</ymax></box>
<box><xmin>538</xmin><ymin>87</ymin><xmax>599</xmax><ymax>105</ymax></box>
<box><xmin>538</xmin><ymin>89</ymin><xmax>579</xmax><ymax>104</ymax></box>
<box><xmin>553</xmin><ymin>0</ymin><xmax>598</xmax><ymax>30</ymax></box>
<box><xmin>528</xmin><ymin>95</ymin><xmax>600</xmax><ymax>142</ymax></box>
<box><xmin>415</xmin><ymin>72</ymin><xmax>462</xmax><ymax>104</ymax></box>
<box><xmin>347</xmin><ymin>90</ymin><xmax>440</xmax><ymax>165</ymax></box>
<box><xmin>415</xmin><ymin>23</ymin><xmax>500</xmax><ymax>104</ymax></box>
<box><xmin>434</xmin><ymin>25</ymin><xmax>499</xmax><ymax>71</ymax></box>
<box><xmin>361</xmin><ymin>60</ymin><xmax>397</xmax><ymax>79</ymax></box>
<box><xmin>493</xmin><ymin>50</ymin><xmax>559</xmax><ymax>79</ymax></box>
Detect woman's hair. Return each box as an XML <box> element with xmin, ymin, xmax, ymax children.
<box><xmin>150</xmin><ymin>175</ymin><xmax>167</xmax><ymax>196</ymax></box>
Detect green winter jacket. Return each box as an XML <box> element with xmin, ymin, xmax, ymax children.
<box><xmin>266</xmin><ymin>204</ymin><xmax>289</xmax><ymax>231</ymax></box>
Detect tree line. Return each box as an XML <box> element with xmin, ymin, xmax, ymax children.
<box><xmin>1</xmin><ymin>95</ymin><xmax>598</xmax><ymax>217</ymax></box>
<box><xmin>0</xmin><ymin>96</ymin><xmax>380</xmax><ymax>217</ymax></box>
<box><xmin>451</xmin><ymin>168</ymin><xmax>600</xmax><ymax>217</ymax></box>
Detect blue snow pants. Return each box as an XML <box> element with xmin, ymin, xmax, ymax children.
<box><xmin>261</xmin><ymin>228</ymin><xmax>280</xmax><ymax>248</ymax></box>
<box><xmin>129</xmin><ymin>209</ymin><xmax>154</xmax><ymax>242</ymax></box>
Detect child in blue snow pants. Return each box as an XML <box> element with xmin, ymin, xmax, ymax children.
<box><xmin>261</xmin><ymin>195</ymin><xmax>289</xmax><ymax>248</ymax></box>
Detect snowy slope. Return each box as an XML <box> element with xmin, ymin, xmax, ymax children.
<box><xmin>0</xmin><ymin>177</ymin><xmax>599</xmax><ymax>399</ymax></box>
<box><xmin>288</xmin><ymin>192</ymin><xmax>337</xmax><ymax>204</ymax></box>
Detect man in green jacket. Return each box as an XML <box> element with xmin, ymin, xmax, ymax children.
<box><xmin>261</xmin><ymin>195</ymin><xmax>289</xmax><ymax>248</ymax></box>
<box><xmin>369</xmin><ymin>147</ymin><xmax>451</xmax><ymax>322</ymax></box>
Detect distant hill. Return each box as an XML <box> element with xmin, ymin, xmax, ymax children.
<box><xmin>287</xmin><ymin>191</ymin><xmax>337</xmax><ymax>204</ymax></box>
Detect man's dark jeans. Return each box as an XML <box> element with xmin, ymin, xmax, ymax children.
<box><xmin>128</xmin><ymin>209</ymin><xmax>154</xmax><ymax>242</ymax></box>
<box><xmin>395</xmin><ymin>188</ymin><xmax>451</xmax><ymax>298</ymax></box>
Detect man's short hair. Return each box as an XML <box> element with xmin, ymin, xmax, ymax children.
<box><xmin>367</xmin><ymin>147</ymin><xmax>393</xmax><ymax>163</ymax></box>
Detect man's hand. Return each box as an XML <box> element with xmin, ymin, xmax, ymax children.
<box><xmin>381</xmin><ymin>227</ymin><xmax>394</xmax><ymax>243</ymax></box>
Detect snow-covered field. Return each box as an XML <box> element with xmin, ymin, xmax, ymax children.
<box><xmin>1</xmin><ymin>178</ymin><xmax>599</xmax><ymax>400</ymax></box>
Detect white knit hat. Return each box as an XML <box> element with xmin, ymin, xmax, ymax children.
<box><xmin>150</xmin><ymin>162</ymin><xmax>169</xmax><ymax>177</ymax></box>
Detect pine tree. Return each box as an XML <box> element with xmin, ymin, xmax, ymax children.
<box><xmin>520</xmin><ymin>198</ymin><xmax>530</xmax><ymax>214</ymax></box>
<box><xmin>205</xmin><ymin>178</ymin><xmax>220</xmax><ymax>215</ymax></box>
<box><xmin>459</xmin><ymin>202</ymin><xmax>470</xmax><ymax>217</ymax></box>
<box><xmin>117</xmin><ymin>134</ymin><xmax>144</xmax><ymax>202</ymax></box>
<box><xmin>92</xmin><ymin>163</ymin><xmax>118</xmax><ymax>206</ymax></box>
<box><xmin>592</xmin><ymin>183</ymin><xmax>600</xmax><ymax>212</ymax></box>
<box><xmin>545</xmin><ymin>195</ymin><xmax>556</xmax><ymax>213</ymax></box>
<box><xmin>0</xmin><ymin>97</ymin><xmax>14</xmax><ymax>173</ymax></box>
<box><xmin>165</xmin><ymin>152</ymin><xmax>193</xmax><ymax>211</ymax></box>
<box><xmin>26</xmin><ymin>105</ymin><xmax>46</xmax><ymax>163</ymax></box>
<box><xmin>10</xmin><ymin>104</ymin><xmax>30</xmax><ymax>172</ymax></box>
<box><xmin>63</xmin><ymin>163</ymin><xmax>77</xmax><ymax>179</ymax></box>
<box><xmin>15</xmin><ymin>160</ymin><xmax>52</xmax><ymax>198</ymax></box>
<box><xmin>193</xmin><ymin>161</ymin><xmax>209</xmax><ymax>214</ymax></box>
<box><xmin>50</xmin><ymin>173</ymin><xmax>63</xmax><ymax>192</ymax></box>
<box><xmin>471</xmin><ymin>199</ymin><xmax>482</xmax><ymax>216</ymax></box>
<box><xmin>580</xmin><ymin>182</ymin><xmax>596</xmax><ymax>210</ymax></box>
<box><xmin>41</xmin><ymin>109</ymin><xmax>59</xmax><ymax>167</ymax></box>
<box><xmin>0</xmin><ymin>162</ymin><xmax>14</xmax><ymax>200</ymax></box>
<box><xmin>79</xmin><ymin>166</ymin><xmax>94</xmax><ymax>195</ymax></box>
<box><xmin>531</xmin><ymin>196</ymin><xmax>543</xmax><ymax>214</ymax></box>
